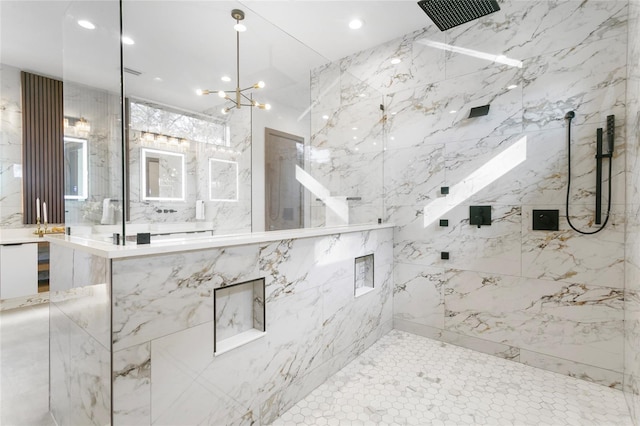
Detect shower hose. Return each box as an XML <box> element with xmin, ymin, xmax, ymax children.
<box><xmin>564</xmin><ymin>112</ymin><xmax>612</xmax><ymax>235</ymax></box>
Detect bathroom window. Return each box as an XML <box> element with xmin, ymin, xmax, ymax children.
<box><xmin>354</xmin><ymin>254</ymin><xmax>374</xmax><ymax>297</ymax></box>
<box><xmin>214</xmin><ymin>278</ymin><xmax>266</xmax><ymax>355</ymax></box>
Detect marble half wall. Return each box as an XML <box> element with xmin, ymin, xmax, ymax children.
<box><xmin>307</xmin><ymin>0</ymin><xmax>631</xmax><ymax>389</ymax></box>
<box><xmin>49</xmin><ymin>243</ymin><xmax>111</xmax><ymax>426</ymax></box>
<box><xmin>110</xmin><ymin>227</ymin><xmax>393</xmax><ymax>425</ymax></box>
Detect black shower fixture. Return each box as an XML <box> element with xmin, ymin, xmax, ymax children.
<box><xmin>564</xmin><ymin>111</ymin><xmax>615</xmax><ymax>235</ymax></box>
<box><xmin>417</xmin><ymin>0</ymin><xmax>501</xmax><ymax>31</ymax></box>
<box><xmin>469</xmin><ymin>104</ymin><xmax>490</xmax><ymax>118</ymax></box>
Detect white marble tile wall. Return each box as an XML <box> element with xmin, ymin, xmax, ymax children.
<box><xmin>308</xmin><ymin>0</ymin><xmax>631</xmax><ymax>389</ymax></box>
<box><xmin>49</xmin><ymin>244</ymin><xmax>111</xmax><ymax>426</ymax></box>
<box><xmin>624</xmin><ymin>0</ymin><xmax>640</xmax><ymax>422</ymax></box>
<box><xmin>0</xmin><ymin>65</ymin><xmax>24</xmax><ymax>227</ymax></box>
<box><xmin>62</xmin><ymin>81</ymin><xmax>121</xmax><ymax>226</ymax></box>
<box><xmin>111</xmin><ymin>228</ymin><xmax>393</xmax><ymax>425</ymax></box>
<box><xmin>308</xmin><ymin>67</ymin><xmax>386</xmax><ymax>227</ymax></box>
<box><xmin>127</xmin><ymin>103</ymin><xmax>252</xmax><ymax>234</ymax></box>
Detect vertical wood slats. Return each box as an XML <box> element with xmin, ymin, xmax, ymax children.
<box><xmin>21</xmin><ymin>71</ymin><xmax>64</xmax><ymax>224</ymax></box>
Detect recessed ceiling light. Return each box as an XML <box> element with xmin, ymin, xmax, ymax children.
<box><xmin>122</xmin><ymin>36</ymin><xmax>135</xmax><ymax>45</ymax></box>
<box><xmin>391</xmin><ymin>58</ymin><xmax>401</xmax><ymax>65</ymax></box>
<box><xmin>154</xmin><ymin>77</ymin><xmax>163</xmax><ymax>82</ymax></box>
<box><xmin>322</xmin><ymin>114</ymin><xmax>329</xmax><ymax>120</ymax></box>
<box><xmin>349</xmin><ymin>19</ymin><xmax>363</xmax><ymax>30</ymax></box>
<box><xmin>507</xmin><ymin>84</ymin><xmax>518</xmax><ymax>90</ymax></box>
<box><xmin>391</xmin><ymin>112</ymin><xmax>397</xmax><ymax>115</ymax></box>
<box><xmin>221</xmin><ymin>76</ymin><xmax>231</xmax><ymax>82</ymax></box>
<box><xmin>353</xmin><ymin>136</ymin><xmax>358</xmax><ymax>140</ymax></box>
<box><xmin>449</xmin><ymin>110</ymin><xmax>457</xmax><ymax>114</ymax></box>
<box><xmin>77</xmin><ymin>20</ymin><xmax>95</xmax><ymax>30</ymax></box>
<box><xmin>352</xmin><ymin>127</ymin><xmax>358</xmax><ymax>130</ymax></box>
<box><xmin>358</xmin><ymin>93</ymin><xmax>366</xmax><ymax>98</ymax></box>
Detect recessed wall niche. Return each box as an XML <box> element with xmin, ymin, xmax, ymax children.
<box><xmin>214</xmin><ymin>277</ymin><xmax>266</xmax><ymax>355</ymax></box>
<box><xmin>354</xmin><ymin>254</ymin><xmax>374</xmax><ymax>297</ymax></box>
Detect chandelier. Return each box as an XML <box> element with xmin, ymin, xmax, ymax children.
<box><xmin>198</xmin><ymin>9</ymin><xmax>271</xmax><ymax>115</ymax></box>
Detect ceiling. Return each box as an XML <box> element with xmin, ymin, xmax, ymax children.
<box><xmin>0</xmin><ymin>1</ymin><xmax>431</xmax><ymax>115</ymax></box>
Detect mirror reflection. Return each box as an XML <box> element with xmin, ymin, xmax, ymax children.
<box><xmin>209</xmin><ymin>158</ymin><xmax>238</xmax><ymax>202</ymax></box>
<box><xmin>141</xmin><ymin>148</ymin><xmax>185</xmax><ymax>201</ymax></box>
<box><xmin>63</xmin><ymin>137</ymin><xmax>88</xmax><ymax>200</ymax></box>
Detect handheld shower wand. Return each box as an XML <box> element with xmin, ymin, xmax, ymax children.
<box><xmin>564</xmin><ymin>111</ymin><xmax>613</xmax><ymax>235</ymax></box>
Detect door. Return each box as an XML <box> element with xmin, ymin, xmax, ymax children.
<box><xmin>265</xmin><ymin>128</ymin><xmax>304</xmax><ymax>231</ymax></box>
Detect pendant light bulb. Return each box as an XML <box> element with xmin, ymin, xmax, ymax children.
<box><xmin>256</xmin><ymin>81</ymin><xmax>265</xmax><ymax>89</ymax></box>
<box><xmin>218</xmin><ymin>90</ymin><xmax>227</xmax><ymax>98</ymax></box>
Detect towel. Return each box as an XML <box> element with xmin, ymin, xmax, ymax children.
<box><xmin>101</xmin><ymin>198</ymin><xmax>113</xmax><ymax>224</ymax></box>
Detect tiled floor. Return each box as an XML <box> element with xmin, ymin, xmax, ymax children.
<box><xmin>274</xmin><ymin>330</ymin><xmax>633</xmax><ymax>426</ymax></box>
<box><xmin>0</xmin><ymin>304</ymin><xmax>633</xmax><ymax>426</ymax></box>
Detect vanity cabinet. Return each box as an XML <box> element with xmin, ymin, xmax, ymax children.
<box><xmin>0</xmin><ymin>243</ymin><xmax>38</xmax><ymax>299</ymax></box>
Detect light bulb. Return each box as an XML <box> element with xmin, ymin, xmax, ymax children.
<box><xmin>264</xmin><ymin>104</ymin><xmax>271</xmax><ymax>110</ymax></box>
<box><xmin>218</xmin><ymin>90</ymin><xmax>226</xmax><ymax>98</ymax></box>
<box><xmin>234</xmin><ymin>23</ymin><xmax>247</xmax><ymax>32</ymax></box>
<box><xmin>196</xmin><ymin>89</ymin><xmax>204</xmax><ymax>96</ymax></box>
<box><xmin>221</xmin><ymin>107</ymin><xmax>229</xmax><ymax>115</ymax></box>
<box><xmin>256</xmin><ymin>81</ymin><xmax>265</xmax><ymax>89</ymax></box>
<box><xmin>78</xmin><ymin>20</ymin><xmax>96</xmax><ymax>30</ymax></box>
<box><xmin>349</xmin><ymin>19</ymin><xmax>363</xmax><ymax>30</ymax></box>
<box><xmin>221</xmin><ymin>76</ymin><xmax>231</xmax><ymax>82</ymax></box>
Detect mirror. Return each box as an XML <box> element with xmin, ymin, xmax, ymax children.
<box><xmin>209</xmin><ymin>158</ymin><xmax>238</xmax><ymax>202</ymax></box>
<box><xmin>64</xmin><ymin>137</ymin><xmax>88</xmax><ymax>200</ymax></box>
<box><xmin>141</xmin><ymin>148</ymin><xmax>185</xmax><ymax>201</ymax></box>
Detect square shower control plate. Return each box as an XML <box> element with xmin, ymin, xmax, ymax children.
<box><xmin>532</xmin><ymin>209</ymin><xmax>559</xmax><ymax>231</ymax></box>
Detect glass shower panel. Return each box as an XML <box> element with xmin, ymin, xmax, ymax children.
<box><xmin>121</xmin><ymin>1</ymin><xmax>330</xmax><ymax>237</ymax></box>
<box><xmin>308</xmin><ymin>67</ymin><xmax>386</xmax><ymax>227</ymax></box>
<box><xmin>62</xmin><ymin>1</ymin><xmax>124</xmax><ymax>240</ymax></box>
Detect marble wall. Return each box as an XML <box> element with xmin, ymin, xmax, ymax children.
<box><xmin>0</xmin><ymin>63</ymin><xmax>122</xmax><ymax>228</ymax></box>
<box><xmin>49</xmin><ymin>243</ymin><xmax>111</xmax><ymax>426</ymax></box>
<box><xmin>127</xmin><ymin>101</ymin><xmax>252</xmax><ymax>233</ymax></box>
<box><xmin>0</xmin><ymin>65</ymin><xmax>24</xmax><ymax>227</ymax></box>
<box><xmin>110</xmin><ymin>228</ymin><xmax>393</xmax><ymax>425</ymax></box>
<box><xmin>625</xmin><ymin>0</ymin><xmax>640</xmax><ymax>421</ymax></box>
<box><xmin>310</xmin><ymin>0</ymin><xmax>630</xmax><ymax>388</ymax></box>
<box><xmin>308</xmin><ymin>66</ymin><xmax>386</xmax><ymax>227</ymax></box>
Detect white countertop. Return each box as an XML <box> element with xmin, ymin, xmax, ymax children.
<box><xmin>45</xmin><ymin>223</ymin><xmax>395</xmax><ymax>259</ymax></box>
<box><xmin>0</xmin><ymin>228</ymin><xmax>62</xmax><ymax>245</ymax></box>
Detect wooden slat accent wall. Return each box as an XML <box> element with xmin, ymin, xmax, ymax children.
<box><xmin>21</xmin><ymin>71</ymin><xmax>64</xmax><ymax>224</ymax></box>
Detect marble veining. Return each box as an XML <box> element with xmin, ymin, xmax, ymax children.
<box><xmin>104</xmin><ymin>228</ymin><xmax>394</xmax><ymax>424</ymax></box>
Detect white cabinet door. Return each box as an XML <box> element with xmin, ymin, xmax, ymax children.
<box><xmin>0</xmin><ymin>243</ymin><xmax>38</xmax><ymax>299</ymax></box>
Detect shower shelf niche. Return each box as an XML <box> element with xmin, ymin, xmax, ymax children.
<box><xmin>354</xmin><ymin>254</ymin><xmax>375</xmax><ymax>297</ymax></box>
<box><xmin>214</xmin><ymin>277</ymin><xmax>266</xmax><ymax>356</ymax></box>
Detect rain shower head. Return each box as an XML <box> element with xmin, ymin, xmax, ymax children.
<box><xmin>417</xmin><ymin>0</ymin><xmax>501</xmax><ymax>31</ymax></box>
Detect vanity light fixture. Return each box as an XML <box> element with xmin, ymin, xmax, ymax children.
<box><xmin>197</xmin><ymin>9</ymin><xmax>270</xmax><ymax>115</ymax></box>
<box><xmin>64</xmin><ymin>116</ymin><xmax>90</xmax><ymax>137</ymax></box>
